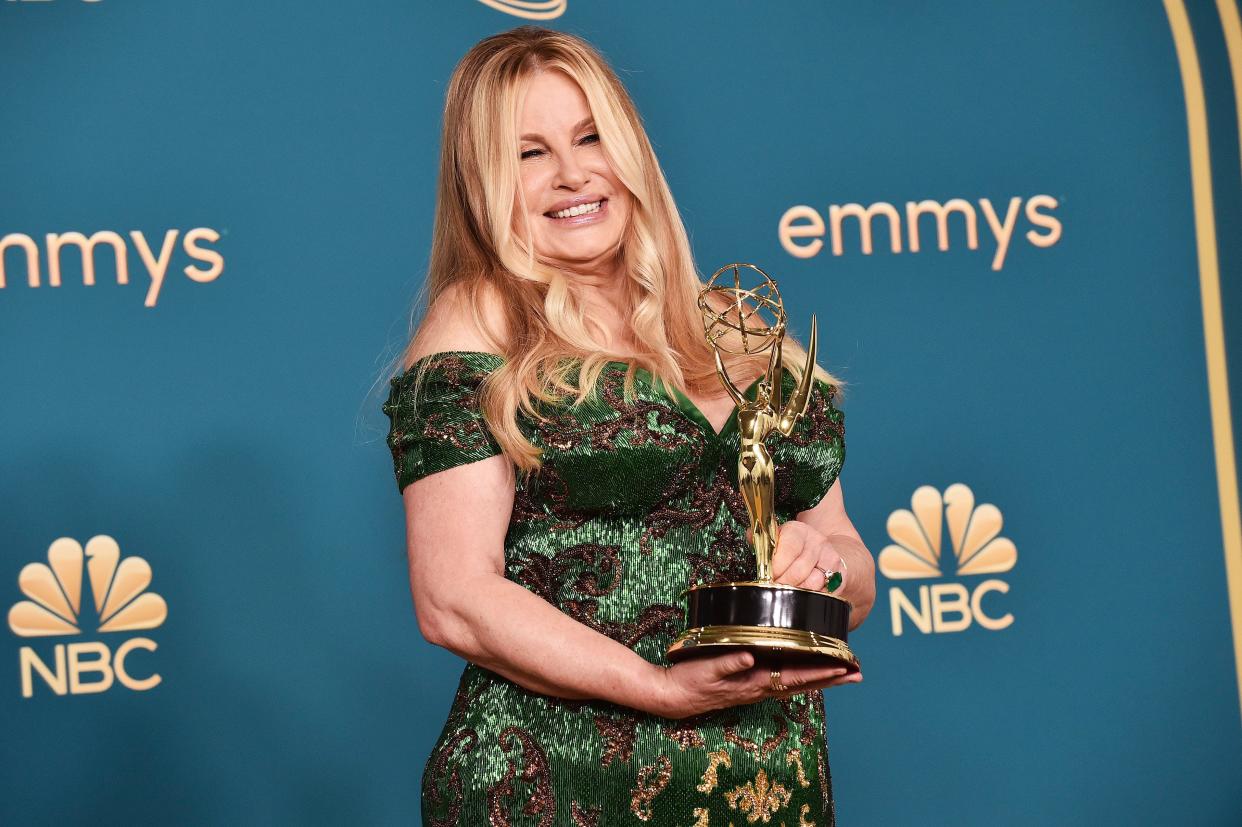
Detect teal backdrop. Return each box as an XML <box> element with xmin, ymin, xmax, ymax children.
<box><xmin>2</xmin><ymin>1</ymin><xmax>1241</xmax><ymax>824</ymax></box>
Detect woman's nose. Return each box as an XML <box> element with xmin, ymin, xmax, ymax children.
<box><xmin>553</xmin><ymin>151</ymin><xmax>590</xmax><ymax>190</ymax></box>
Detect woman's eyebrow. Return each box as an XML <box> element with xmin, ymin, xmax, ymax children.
<box><xmin>520</xmin><ymin>117</ymin><xmax>595</xmax><ymax>142</ymax></box>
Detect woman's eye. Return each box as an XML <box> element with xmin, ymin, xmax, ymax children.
<box><xmin>520</xmin><ymin>134</ymin><xmax>596</xmax><ymax>160</ymax></box>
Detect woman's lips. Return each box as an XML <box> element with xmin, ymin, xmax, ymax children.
<box><xmin>545</xmin><ymin>198</ymin><xmax>609</xmax><ymax>225</ymax></box>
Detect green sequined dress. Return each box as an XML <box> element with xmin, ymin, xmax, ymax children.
<box><xmin>383</xmin><ymin>351</ymin><xmax>847</xmax><ymax>827</ymax></box>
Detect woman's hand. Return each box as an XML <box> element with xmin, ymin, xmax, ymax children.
<box><xmin>790</xmin><ymin>480</ymin><xmax>877</xmax><ymax>629</ymax></box>
<box><xmin>653</xmin><ymin>651</ymin><xmax>860</xmax><ymax>719</ymax></box>
<box><xmin>771</xmin><ymin>520</ymin><xmax>850</xmax><ymax>596</ymax></box>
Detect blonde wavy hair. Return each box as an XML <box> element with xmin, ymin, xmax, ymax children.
<box><xmin>398</xmin><ymin>25</ymin><xmax>840</xmax><ymax>472</ymax></box>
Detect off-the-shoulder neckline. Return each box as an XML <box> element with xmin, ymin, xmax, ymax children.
<box><xmin>394</xmin><ymin>349</ymin><xmax>830</xmax><ymax>441</ymax></box>
<box><xmin>398</xmin><ymin>350</ymin><xmax>833</xmax><ymax>389</ymax></box>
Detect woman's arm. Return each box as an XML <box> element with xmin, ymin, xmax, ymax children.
<box><xmin>404</xmin><ymin>454</ymin><xmax>668</xmax><ymax>707</ymax></box>
<box><xmin>406</xmin><ymin>455</ymin><xmax>857</xmax><ymax>716</ymax></box>
<box><xmin>401</xmin><ymin>284</ymin><xmax>676</xmax><ymax>709</ymax></box>
<box><xmin>773</xmin><ymin>479</ymin><xmax>877</xmax><ymax>630</ymax></box>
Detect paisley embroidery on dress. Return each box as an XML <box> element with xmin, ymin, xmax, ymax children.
<box><xmin>407</xmin><ymin>357</ymin><xmax>495</xmax><ymax>454</ymax></box>
<box><xmin>594</xmin><ymin>712</ymin><xmax>639</xmax><ymax>766</ymax></box>
<box><xmin>696</xmin><ymin>749</ymin><xmax>732</xmax><ymax>794</ymax></box>
<box><xmin>662</xmin><ymin>714</ymin><xmax>713</xmax><ymax>751</ymax></box>
<box><xmin>570</xmin><ymin>801</ymin><xmax>601</xmax><ymax>827</ymax></box>
<box><xmin>779</xmin><ymin>695</ymin><xmax>820</xmax><ymax>747</ymax></box>
<box><xmin>486</xmin><ymin>727</ymin><xmax>555</xmax><ymax>827</ymax></box>
<box><xmin>686</xmin><ymin>520</ymin><xmax>755</xmax><ymax>587</ymax></box>
<box><xmin>637</xmin><ymin>461</ymin><xmax>715</xmax><ymax>555</ymax></box>
<box><xmin>515</xmin><ymin>462</ymin><xmax>582</xmax><ymax>524</ymax></box>
<box><xmin>540</xmin><ymin>369</ymin><xmax>696</xmax><ymax>454</ymax></box>
<box><xmin>509</xmin><ymin>543</ymin><xmax>622</xmax><ymax>605</ymax></box>
<box><xmin>647</xmin><ymin>488</ymin><xmax>723</xmax><ymax>554</ymax></box>
<box><xmin>508</xmin><ymin>542</ymin><xmax>681</xmax><ymax>647</ymax></box>
<box><xmin>422</xmin><ymin>728</ymin><xmax>478</xmax><ymax>827</ymax></box>
<box><xmin>724</xmin><ymin>716</ymin><xmax>789</xmax><ymax>760</ymax></box>
<box><xmin>786</xmin><ymin>749</ymin><xmax>812</xmax><ymax>788</ymax></box>
<box><xmin>630</xmin><ymin>755</ymin><xmax>672</xmax><ymax>821</ymax></box>
<box><xmin>420</xmin><ymin>406</ymin><xmax>492</xmax><ymax>452</ymax></box>
<box><xmin>510</xmin><ymin>463</ymin><xmax>594</xmax><ymax>533</ymax></box>
<box><xmin>423</xmin><ymin>674</ymin><xmax>493</xmax><ymax>825</ymax></box>
<box><xmin>599</xmin><ymin>603</ymin><xmax>684</xmax><ymax>648</ymax></box>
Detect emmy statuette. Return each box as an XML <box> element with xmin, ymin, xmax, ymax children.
<box><xmin>665</xmin><ymin>263</ymin><xmax>860</xmax><ymax>672</ymax></box>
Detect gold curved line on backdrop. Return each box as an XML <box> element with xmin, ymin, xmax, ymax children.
<box><xmin>1217</xmin><ymin>1</ymin><xmax>1242</xmax><ymax>186</ymax></box>
<box><xmin>1164</xmin><ymin>0</ymin><xmax>1242</xmax><ymax>722</ymax></box>
<box><xmin>475</xmin><ymin>0</ymin><xmax>567</xmax><ymax>20</ymax></box>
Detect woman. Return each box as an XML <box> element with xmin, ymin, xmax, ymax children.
<box><xmin>383</xmin><ymin>26</ymin><xmax>875</xmax><ymax>826</ymax></box>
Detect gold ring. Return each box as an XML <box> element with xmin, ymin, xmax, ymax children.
<box><xmin>770</xmin><ymin>669</ymin><xmax>788</xmax><ymax>693</ymax></box>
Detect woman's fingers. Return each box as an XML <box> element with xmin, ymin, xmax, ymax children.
<box><xmin>712</xmin><ymin>650</ymin><xmax>755</xmax><ymax>677</ymax></box>
<box><xmin>778</xmin><ymin>548</ymin><xmax>822</xmax><ymax>589</ymax></box>
<box><xmin>782</xmin><ymin>547</ymin><xmax>820</xmax><ymax>588</ymax></box>
<box><xmin>775</xmin><ymin>670</ymin><xmax>862</xmax><ymax>698</ymax></box>
<box><xmin>819</xmin><ymin>671</ymin><xmax>862</xmax><ymax>689</ymax></box>
<box><xmin>769</xmin><ymin>663</ymin><xmax>860</xmax><ymax>689</ymax></box>
<box><xmin>772</xmin><ymin>524</ymin><xmax>833</xmax><ymax>588</ymax></box>
<box><xmin>769</xmin><ymin>522</ymin><xmax>806</xmax><ymax>580</ymax></box>
<box><xmin>800</xmin><ymin>565</ymin><xmax>829</xmax><ymax>592</ymax></box>
<box><xmin>769</xmin><ymin>663</ymin><xmax>847</xmax><ymax>690</ymax></box>
<box><xmin>809</xmin><ymin>669</ymin><xmax>862</xmax><ymax>690</ymax></box>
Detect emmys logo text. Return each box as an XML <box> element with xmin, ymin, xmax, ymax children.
<box><xmin>778</xmin><ymin>195</ymin><xmax>1061</xmax><ymax>271</ymax></box>
<box><xmin>0</xmin><ymin>228</ymin><xmax>224</xmax><ymax>307</ymax></box>
<box><xmin>8</xmin><ymin>535</ymin><xmax>167</xmax><ymax>698</ymax></box>
<box><xmin>878</xmin><ymin>484</ymin><xmax>1018</xmax><ymax>636</ymax></box>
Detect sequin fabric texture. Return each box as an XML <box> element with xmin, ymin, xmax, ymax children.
<box><xmin>383</xmin><ymin>351</ymin><xmax>847</xmax><ymax>826</ymax></box>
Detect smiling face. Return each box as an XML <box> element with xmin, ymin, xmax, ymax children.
<box><xmin>514</xmin><ymin>70</ymin><xmax>633</xmax><ymax>273</ymax></box>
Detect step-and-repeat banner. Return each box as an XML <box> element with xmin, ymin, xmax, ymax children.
<box><xmin>2</xmin><ymin>2</ymin><xmax>1240</xmax><ymax>824</ymax></box>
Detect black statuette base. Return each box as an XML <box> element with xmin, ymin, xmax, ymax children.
<box><xmin>666</xmin><ymin>581</ymin><xmax>860</xmax><ymax>672</ymax></box>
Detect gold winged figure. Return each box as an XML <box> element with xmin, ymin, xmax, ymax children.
<box><xmin>699</xmin><ymin>264</ymin><xmax>819</xmax><ymax>582</ymax></box>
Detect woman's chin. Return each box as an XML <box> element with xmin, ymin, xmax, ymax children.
<box><xmin>538</xmin><ymin>240</ymin><xmax>626</xmax><ymax>269</ymax></box>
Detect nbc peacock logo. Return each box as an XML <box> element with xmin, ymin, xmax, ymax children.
<box><xmin>878</xmin><ymin>484</ymin><xmax>1017</xmax><ymax>636</ymax></box>
<box><xmin>8</xmin><ymin>535</ymin><xmax>166</xmax><ymax>698</ymax></box>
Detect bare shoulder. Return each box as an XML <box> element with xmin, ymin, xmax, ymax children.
<box><xmin>405</xmin><ymin>280</ymin><xmax>511</xmax><ymax>370</ymax></box>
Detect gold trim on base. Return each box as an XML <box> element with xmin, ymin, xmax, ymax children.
<box><xmin>667</xmin><ymin>624</ymin><xmax>860</xmax><ymax>671</ymax></box>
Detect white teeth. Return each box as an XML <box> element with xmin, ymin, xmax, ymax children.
<box><xmin>549</xmin><ymin>200</ymin><xmax>602</xmax><ymax>219</ymax></box>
